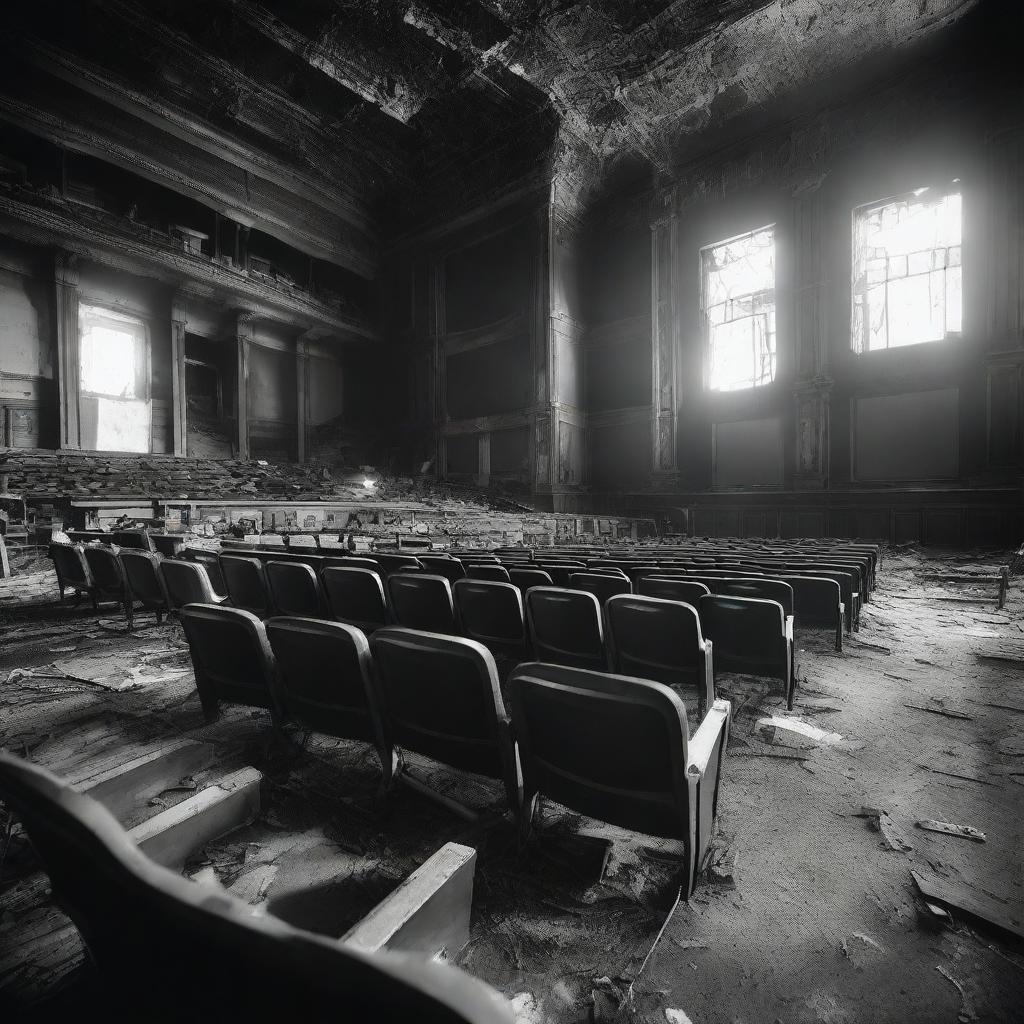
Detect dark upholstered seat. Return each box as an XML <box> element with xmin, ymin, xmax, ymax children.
<box><xmin>266</xmin><ymin>560</ymin><xmax>329</xmax><ymax>619</ymax></box>
<box><xmin>567</xmin><ymin>571</ymin><xmax>632</xmax><ymax>605</ymax></box>
<box><xmin>715</xmin><ymin>578</ymin><xmax>794</xmax><ymax>617</ymax></box>
<box><xmin>369</xmin><ymin>628</ymin><xmax>520</xmax><ymax>812</ymax></box>
<box><xmin>508</xmin><ymin>567</ymin><xmax>553</xmax><ymax>595</ymax></box>
<box><xmin>120</xmin><ymin>550</ymin><xmax>171</xmax><ymax>626</ymax></box>
<box><xmin>322</xmin><ymin>566</ymin><xmax>388</xmax><ymax>633</ymax></box>
<box><xmin>779</xmin><ymin>575</ymin><xmax>844</xmax><ymax>652</ymax></box>
<box><xmin>606</xmin><ymin>594</ymin><xmax>714</xmax><ymax>717</ymax></box>
<box><xmin>0</xmin><ymin>752</ymin><xmax>512</xmax><ymax>1024</ymax></box>
<box><xmin>507</xmin><ymin>663</ymin><xmax>731</xmax><ymax>897</ymax></box>
<box><xmin>220</xmin><ymin>555</ymin><xmax>275</xmax><ymax>617</ymax></box>
<box><xmin>266</xmin><ymin>617</ymin><xmax>392</xmax><ymax>780</ymax></box>
<box><xmin>180</xmin><ymin>604</ymin><xmax>281</xmax><ymax>721</ymax></box>
<box><xmin>794</xmin><ymin>566</ymin><xmax>859</xmax><ymax>631</ymax></box>
<box><xmin>150</xmin><ymin>534</ymin><xmax>185</xmax><ymax>557</ymax></box>
<box><xmin>83</xmin><ymin>545</ymin><xmax>133</xmax><ymax>625</ymax></box>
<box><xmin>387</xmin><ymin>573</ymin><xmax>457</xmax><ymax>633</ymax></box>
<box><xmin>525</xmin><ymin>587</ymin><xmax>607</xmax><ymax>671</ymax></box>
<box><xmin>374</xmin><ymin>552</ymin><xmax>424</xmax><ymax>576</ymax></box>
<box><xmin>160</xmin><ymin>560</ymin><xmax>228</xmax><ymax>610</ymax></box>
<box><xmin>537</xmin><ymin>564</ymin><xmax>584</xmax><ymax>587</ymax></box>
<box><xmin>49</xmin><ymin>542</ymin><xmax>94</xmax><ymax>604</ymax></box>
<box><xmin>698</xmin><ymin>595</ymin><xmax>795</xmax><ymax>709</ymax></box>
<box><xmin>452</xmin><ymin>579</ymin><xmax>527</xmax><ymax>660</ymax></box>
<box><xmin>637</xmin><ymin>576</ymin><xmax>711</xmax><ymax>604</ymax></box>
<box><xmin>466</xmin><ymin>563</ymin><xmax>511</xmax><ymax>583</ymax></box>
<box><xmin>419</xmin><ymin>556</ymin><xmax>467</xmax><ymax>583</ymax></box>
<box><xmin>180</xmin><ymin>548</ymin><xmax>228</xmax><ymax>598</ymax></box>
<box><xmin>112</xmin><ymin>529</ymin><xmax>154</xmax><ymax>551</ymax></box>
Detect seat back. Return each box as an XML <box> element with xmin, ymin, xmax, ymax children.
<box><xmin>387</xmin><ymin>573</ymin><xmax>456</xmax><ymax>633</ymax></box>
<box><xmin>0</xmin><ymin>753</ymin><xmax>511</xmax><ymax>1024</ymax></box>
<box><xmin>419</xmin><ymin>556</ymin><xmax>467</xmax><ymax>583</ymax></box>
<box><xmin>466</xmin><ymin>563</ymin><xmax>511</xmax><ymax>583</ymax></box>
<box><xmin>160</xmin><ymin>560</ymin><xmax>218</xmax><ymax>609</ymax></box>
<box><xmin>265</xmin><ymin>617</ymin><xmax>388</xmax><ymax>758</ymax></box>
<box><xmin>374</xmin><ymin>553</ymin><xmax>424</xmax><ymax>575</ymax></box>
<box><xmin>322</xmin><ymin>567</ymin><xmax>387</xmax><ymax>633</ymax></box>
<box><xmin>83</xmin><ymin>545</ymin><xmax>127</xmax><ymax>596</ymax></box>
<box><xmin>637</xmin><ymin>577</ymin><xmax>710</xmax><ymax>604</ymax></box>
<box><xmin>112</xmin><ymin>530</ymin><xmax>153</xmax><ymax>551</ymax></box>
<box><xmin>606</xmin><ymin>595</ymin><xmax>708</xmax><ymax>691</ymax></box>
<box><xmin>266</xmin><ymin>561</ymin><xmax>328</xmax><ymax>618</ymax></box>
<box><xmin>369</xmin><ymin>628</ymin><xmax>518</xmax><ymax>804</ymax></box>
<box><xmin>507</xmin><ymin>663</ymin><xmax>691</xmax><ymax>841</ymax></box>
<box><xmin>50</xmin><ymin>542</ymin><xmax>92</xmax><ymax>591</ymax></box>
<box><xmin>453</xmin><ymin>579</ymin><xmax>526</xmax><ymax>647</ymax></box>
<box><xmin>508</xmin><ymin>567</ymin><xmax>553</xmax><ymax>593</ymax></box>
<box><xmin>567</xmin><ymin>572</ymin><xmax>632</xmax><ymax>604</ymax></box>
<box><xmin>537</xmin><ymin>564</ymin><xmax>580</xmax><ymax>587</ymax></box>
<box><xmin>525</xmin><ymin>587</ymin><xmax>606</xmax><ymax>671</ymax></box>
<box><xmin>220</xmin><ymin>555</ymin><xmax>274</xmax><ymax>616</ymax></box>
<box><xmin>698</xmin><ymin>595</ymin><xmax>786</xmax><ymax>676</ymax></box>
<box><xmin>180</xmin><ymin>604</ymin><xmax>280</xmax><ymax>717</ymax></box>
<box><xmin>120</xmin><ymin>550</ymin><xmax>169</xmax><ymax>609</ymax></box>
<box><xmin>778</xmin><ymin>575</ymin><xmax>842</xmax><ymax>626</ymax></box>
<box><xmin>338</xmin><ymin>556</ymin><xmax>382</xmax><ymax>571</ymax></box>
<box><xmin>151</xmin><ymin>535</ymin><xmax>185</xmax><ymax>557</ymax></box>
<box><xmin>181</xmin><ymin>548</ymin><xmax>228</xmax><ymax>597</ymax></box>
<box><xmin>716</xmin><ymin>578</ymin><xmax>794</xmax><ymax>617</ymax></box>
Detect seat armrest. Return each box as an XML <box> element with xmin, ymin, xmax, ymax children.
<box><xmin>687</xmin><ymin>698</ymin><xmax>730</xmax><ymax>776</ymax></box>
<box><xmin>785</xmin><ymin>615</ymin><xmax>794</xmax><ymax>644</ymax></box>
<box><xmin>838</xmin><ymin>601</ymin><xmax>845</xmax><ymax>620</ymax></box>
<box><xmin>700</xmin><ymin>639</ymin><xmax>715</xmax><ymax>717</ymax></box>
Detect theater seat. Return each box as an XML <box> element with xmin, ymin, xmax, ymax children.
<box><xmin>180</xmin><ymin>548</ymin><xmax>228</xmax><ymax>598</ymax></box>
<box><xmin>507</xmin><ymin>663</ymin><xmax>730</xmax><ymax>897</ymax></box>
<box><xmin>220</xmin><ymin>555</ymin><xmax>275</xmax><ymax>617</ymax></box>
<box><xmin>508</xmin><ymin>567</ymin><xmax>553</xmax><ymax>595</ymax></box>
<box><xmin>606</xmin><ymin>594</ymin><xmax>714</xmax><ymax>718</ymax></box>
<box><xmin>120</xmin><ymin>550</ymin><xmax>171</xmax><ymax>627</ymax></box>
<box><xmin>266</xmin><ymin>617</ymin><xmax>392</xmax><ymax>781</ymax></box>
<box><xmin>419</xmin><ymin>556</ymin><xmax>467</xmax><ymax>583</ymax></box>
<box><xmin>637</xmin><ymin>577</ymin><xmax>711</xmax><ymax>605</ymax></box>
<box><xmin>374</xmin><ymin>552</ymin><xmax>424</xmax><ymax>576</ymax></box>
<box><xmin>567</xmin><ymin>571</ymin><xmax>632</xmax><ymax>605</ymax></box>
<box><xmin>322</xmin><ymin>566</ymin><xmax>388</xmax><ymax>634</ymax></box>
<box><xmin>369</xmin><ymin>628</ymin><xmax>520</xmax><ymax>814</ymax></box>
<box><xmin>525</xmin><ymin>587</ymin><xmax>607</xmax><ymax>671</ymax></box>
<box><xmin>160</xmin><ymin>560</ymin><xmax>228</xmax><ymax>610</ymax></box>
<box><xmin>387</xmin><ymin>573</ymin><xmax>457</xmax><ymax>633</ymax></box>
<box><xmin>49</xmin><ymin>541</ymin><xmax>94</xmax><ymax>606</ymax></box>
<box><xmin>266</xmin><ymin>561</ymin><xmax>329</xmax><ymax>619</ymax></box>
<box><xmin>779</xmin><ymin>575</ymin><xmax>844</xmax><ymax>653</ymax></box>
<box><xmin>180</xmin><ymin>604</ymin><xmax>281</xmax><ymax>721</ymax></box>
<box><xmin>452</xmin><ymin>579</ymin><xmax>527</xmax><ymax>663</ymax></box>
<box><xmin>466</xmin><ymin>564</ymin><xmax>511</xmax><ymax>583</ymax></box>
<box><xmin>0</xmin><ymin>752</ymin><xmax>512</xmax><ymax>1024</ymax></box>
<box><xmin>83</xmin><ymin>545</ymin><xmax>133</xmax><ymax>626</ymax></box>
<box><xmin>698</xmin><ymin>594</ymin><xmax>794</xmax><ymax>709</ymax></box>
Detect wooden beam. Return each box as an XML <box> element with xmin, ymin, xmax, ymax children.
<box><xmin>128</xmin><ymin>767</ymin><xmax>262</xmax><ymax>871</ymax></box>
<box><xmin>22</xmin><ymin>37</ymin><xmax>375</xmax><ymax>237</ymax></box>
<box><xmin>70</xmin><ymin>738</ymin><xmax>216</xmax><ymax>825</ymax></box>
<box><xmin>227</xmin><ymin>0</ymin><xmax>429</xmax><ymax>123</ymax></box>
<box><xmin>342</xmin><ymin>842</ymin><xmax>476</xmax><ymax>958</ymax></box>
<box><xmin>0</xmin><ymin>193</ymin><xmax>375</xmax><ymax>339</ymax></box>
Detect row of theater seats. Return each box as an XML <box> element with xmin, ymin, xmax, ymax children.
<box><xmin>179</xmin><ymin>602</ymin><xmax>732</xmax><ymax>898</ymax></box>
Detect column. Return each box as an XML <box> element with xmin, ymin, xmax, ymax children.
<box><xmin>170</xmin><ymin>294</ymin><xmax>188</xmax><ymax>457</ymax></box>
<box><xmin>296</xmin><ymin>333</ymin><xmax>310</xmax><ymax>464</ymax></box>
<box><xmin>236</xmin><ymin>313</ymin><xmax>253</xmax><ymax>461</ymax></box>
<box><xmin>651</xmin><ymin>216</ymin><xmax>678</xmax><ymax>475</ymax></box>
<box><xmin>54</xmin><ymin>250</ymin><xmax>81</xmax><ymax>450</ymax></box>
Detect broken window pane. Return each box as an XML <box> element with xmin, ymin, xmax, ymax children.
<box><xmin>851</xmin><ymin>187</ymin><xmax>961</xmax><ymax>352</ymax></box>
<box><xmin>701</xmin><ymin>226</ymin><xmax>776</xmax><ymax>391</ymax></box>
<box><xmin>79</xmin><ymin>305</ymin><xmax>151</xmax><ymax>452</ymax></box>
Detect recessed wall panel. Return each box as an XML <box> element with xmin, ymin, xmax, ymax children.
<box><xmin>712</xmin><ymin>417</ymin><xmax>783</xmax><ymax>487</ymax></box>
<box><xmin>853</xmin><ymin>389</ymin><xmax>958</xmax><ymax>481</ymax></box>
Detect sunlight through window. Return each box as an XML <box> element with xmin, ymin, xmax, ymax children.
<box><xmin>852</xmin><ymin>187</ymin><xmax>961</xmax><ymax>352</ymax></box>
<box><xmin>702</xmin><ymin>226</ymin><xmax>776</xmax><ymax>392</ymax></box>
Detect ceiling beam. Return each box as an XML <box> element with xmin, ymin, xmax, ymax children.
<box><xmin>227</xmin><ymin>0</ymin><xmax>432</xmax><ymax>123</ymax></box>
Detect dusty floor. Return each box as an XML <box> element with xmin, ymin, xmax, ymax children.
<box><xmin>1</xmin><ymin>547</ymin><xmax>1022</xmax><ymax>1023</ymax></box>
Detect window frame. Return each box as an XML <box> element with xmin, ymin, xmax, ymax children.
<box><xmin>850</xmin><ymin>184</ymin><xmax>962</xmax><ymax>355</ymax></box>
<box><xmin>700</xmin><ymin>223</ymin><xmax>778</xmax><ymax>394</ymax></box>
<box><xmin>77</xmin><ymin>302</ymin><xmax>153</xmax><ymax>454</ymax></box>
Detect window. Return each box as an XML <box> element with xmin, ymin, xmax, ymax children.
<box><xmin>701</xmin><ymin>226</ymin><xmax>776</xmax><ymax>392</ymax></box>
<box><xmin>79</xmin><ymin>305</ymin><xmax>151</xmax><ymax>452</ymax></box>
<box><xmin>852</xmin><ymin>186</ymin><xmax>961</xmax><ymax>352</ymax></box>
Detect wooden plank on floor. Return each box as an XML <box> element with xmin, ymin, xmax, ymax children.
<box><xmin>70</xmin><ymin>738</ymin><xmax>216</xmax><ymax>824</ymax></box>
<box><xmin>911</xmin><ymin>869</ymin><xmax>1024</xmax><ymax>939</ymax></box>
<box><xmin>127</xmin><ymin>767</ymin><xmax>262</xmax><ymax>871</ymax></box>
<box><xmin>342</xmin><ymin>842</ymin><xmax>476</xmax><ymax>959</ymax></box>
